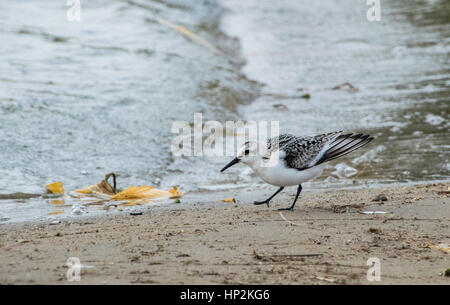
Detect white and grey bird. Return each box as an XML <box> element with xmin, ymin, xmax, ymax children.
<box><xmin>220</xmin><ymin>131</ymin><xmax>373</xmax><ymax>211</ymax></box>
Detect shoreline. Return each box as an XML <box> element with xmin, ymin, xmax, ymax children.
<box><xmin>1</xmin><ymin>178</ymin><xmax>449</xmax><ymax>226</ymax></box>
<box><xmin>1</xmin><ymin>181</ymin><xmax>448</xmax><ymax>284</ymax></box>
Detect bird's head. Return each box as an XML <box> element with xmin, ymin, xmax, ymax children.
<box><xmin>220</xmin><ymin>141</ymin><xmax>259</xmax><ymax>172</ymax></box>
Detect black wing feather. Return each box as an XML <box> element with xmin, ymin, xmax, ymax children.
<box><xmin>316</xmin><ymin>133</ymin><xmax>373</xmax><ymax>165</ymax></box>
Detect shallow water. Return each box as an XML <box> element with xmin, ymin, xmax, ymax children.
<box><xmin>221</xmin><ymin>0</ymin><xmax>449</xmax><ymax>185</ymax></box>
<box><xmin>0</xmin><ymin>0</ymin><xmax>449</xmax><ymax>222</ymax></box>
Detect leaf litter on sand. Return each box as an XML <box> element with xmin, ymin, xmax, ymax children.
<box><xmin>428</xmin><ymin>243</ymin><xmax>450</xmax><ymax>254</ymax></box>
<box><xmin>46</xmin><ymin>182</ymin><xmax>64</xmax><ymax>195</ymax></box>
<box><xmin>75</xmin><ymin>172</ymin><xmax>117</xmax><ymax>197</ymax></box>
<box><xmin>45</xmin><ymin>173</ymin><xmax>183</xmax><ymax>213</ymax></box>
<box><xmin>222</xmin><ymin>198</ymin><xmax>236</xmax><ymax>203</ymax></box>
<box><xmin>74</xmin><ymin>173</ymin><xmax>182</xmax><ymax>201</ymax></box>
<box><xmin>112</xmin><ymin>185</ymin><xmax>182</xmax><ymax>200</ymax></box>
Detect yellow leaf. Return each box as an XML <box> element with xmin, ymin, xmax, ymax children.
<box><xmin>76</xmin><ymin>173</ymin><xmax>116</xmax><ymax>196</ymax></box>
<box><xmin>222</xmin><ymin>197</ymin><xmax>236</xmax><ymax>203</ymax></box>
<box><xmin>168</xmin><ymin>186</ymin><xmax>183</xmax><ymax>198</ymax></box>
<box><xmin>50</xmin><ymin>199</ymin><xmax>65</xmax><ymax>205</ymax></box>
<box><xmin>121</xmin><ymin>200</ymin><xmax>148</xmax><ymax>207</ymax></box>
<box><xmin>428</xmin><ymin>243</ymin><xmax>450</xmax><ymax>254</ymax></box>
<box><xmin>73</xmin><ymin>173</ymin><xmax>183</xmax><ymax>205</ymax></box>
<box><xmin>46</xmin><ymin>182</ymin><xmax>64</xmax><ymax>195</ymax></box>
<box><xmin>112</xmin><ymin>186</ymin><xmax>183</xmax><ymax>200</ymax></box>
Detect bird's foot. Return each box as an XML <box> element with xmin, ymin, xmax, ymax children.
<box><xmin>254</xmin><ymin>200</ymin><xmax>270</xmax><ymax>208</ymax></box>
<box><xmin>278</xmin><ymin>207</ymin><xmax>294</xmax><ymax>211</ymax></box>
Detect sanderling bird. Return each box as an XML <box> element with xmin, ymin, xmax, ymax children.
<box><xmin>220</xmin><ymin>131</ymin><xmax>373</xmax><ymax>211</ymax></box>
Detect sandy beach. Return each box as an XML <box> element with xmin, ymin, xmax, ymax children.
<box><xmin>0</xmin><ymin>182</ymin><xmax>448</xmax><ymax>285</ymax></box>
<box><xmin>1</xmin><ymin>0</ymin><xmax>449</xmax><ymax>290</ymax></box>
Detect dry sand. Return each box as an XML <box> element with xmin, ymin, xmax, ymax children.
<box><xmin>0</xmin><ymin>182</ymin><xmax>449</xmax><ymax>284</ymax></box>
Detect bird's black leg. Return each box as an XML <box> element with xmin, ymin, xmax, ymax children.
<box><xmin>254</xmin><ymin>187</ymin><xmax>284</xmax><ymax>208</ymax></box>
<box><xmin>278</xmin><ymin>184</ymin><xmax>302</xmax><ymax>211</ymax></box>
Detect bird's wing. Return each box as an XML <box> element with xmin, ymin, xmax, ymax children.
<box><xmin>280</xmin><ymin>131</ymin><xmax>342</xmax><ymax>170</ymax></box>
<box><xmin>314</xmin><ymin>133</ymin><xmax>373</xmax><ymax>165</ymax></box>
<box><xmin>268</xmin><ymin>132</ymin><xmax>373</xmax><ymax>170</ymax></box>
<box><xmin>267</xmin><ymin>132</ymin><xmax>342</xmax><ymax>170</ymax></box>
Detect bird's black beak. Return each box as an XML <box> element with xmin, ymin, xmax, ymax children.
<box><xmin>220</xmin><ymin>157</ymin><xmax>239</xmax><ymax>172</ymax></box>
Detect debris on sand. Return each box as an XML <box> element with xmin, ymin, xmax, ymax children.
<box><xmin>428</xmin><ymin>243</ymin><xmax>450</xmax><ymax>254</ymax></box>
<box><xmin>41</xmin><ymin>173</ymin><xmax>184</xmax><ymax>215</ymax></box>
<box><xmin>372</xmin><ymin>194</ymin><xmax>388</xmax><ymax>202</ymax></box>
<box><xmin>112</xmin><ymin>186</ymin><xmax>182</xmax><ymax>200</ymax></box>
<box><xmin>361</xmin><ymin>211</ymin><xmax>387</xmax><ymax>215</ymax></box>
<box><xmin>331</xmin><ymin>203</ymin><xmax>364</xmax><ymax>213</ymax></box>
<box><xmin>300</xmin><ymin>92</ymin><xmax>311</xmax><ymax>99</ymax></box>
<box><xmin>434</xmin><ymin>186</ymin><xmax>450</xmax><ymax>197</ymax></box>
<box><xmin>222</xmin><ymin>198</ymin><xmax>236</xmax><ymax>203</ymax></box>
<box><xmin>253</xmin><ymin>250</ymin><xmax>263</xmax><ymax>260</ymax></box>
<box><xmin>72</xmin><ymin>205</ymin><xmax>87</xmax><ymax>215</ymax></box>
<box><xmin>74</xmin><ymin>173</ymin><xmax>183</xmax><ymax>202</ymax></box>
<box><xmin>252</xmin><ymin>250</ymin><xmax>322</xmax><ymax>262</ymax></box>
<box><xmin>316</xmin><ymin>276</ymin><xmax>336</xmax><ymax>283</ymax></box>
<box><xmin>368</xmin><ymin>227</ymin><xmax>382</xmax><ymax>234</ymax></box>
<box><xmin>262</xmin><ymin>91</ymin><xmax>310</xmax><ymax>100</ymax></box>
<box><xmin>130</xmin><ymin>212</ymin><xmax>143</xmax><ymax>216</ymax></box>
<box><xmin>46</xmin><ymin>182</ymin><xmax>64</xmax><ymax>195</ymax></box>
<box><xmin>273</xmin><ymin>103</ymin><xmax>288</xmax><ymax>110</ymax></box>
<box><xmin>76</xmin><ymin>173</ymin><xmax>116</xmax><ymax>197</ymax></box>
<box><xmin>331</xmin><ymin>82</ymin><xmax>360</xmax><ymax>93</ymax></box>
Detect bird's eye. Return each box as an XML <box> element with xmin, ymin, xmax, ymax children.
<box><xmin>244</xmin><ymin>149</ymin><xmax>250</xmax><ymax>155</ymax></box>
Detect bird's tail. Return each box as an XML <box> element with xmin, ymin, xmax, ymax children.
<box><xmin>317</xmin><ymin>133</ymin><xmax>373</xmax><ymax>164</ymax></box>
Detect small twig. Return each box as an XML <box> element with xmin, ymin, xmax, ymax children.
<box><xmin>105</xmin><ymin>172</ymin><xmax>117</xmax><ymax>194</ymax></box>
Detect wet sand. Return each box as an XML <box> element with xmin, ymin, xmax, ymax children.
<box><xmin>0</xmin><ymin>182</ymin><xmax>449</xmax><ymax>284</ymax></box>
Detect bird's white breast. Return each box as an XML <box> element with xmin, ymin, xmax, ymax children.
<box><xmin>255</xmin><ymin>161</ymin><xmax>326</xmax><ymax>187</ymax></box>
